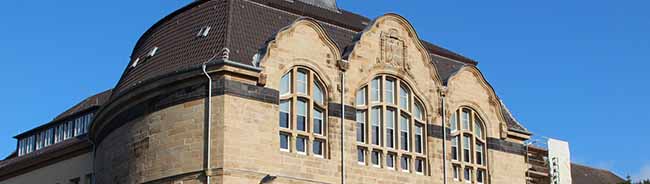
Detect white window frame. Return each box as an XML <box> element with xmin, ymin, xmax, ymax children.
<box><xmin>296</xmin><ymin>136</ymin><xmax>307</xmax><ymax>155</ymax></box>
<box><xmin>279</xmin><ymin>133</ymin><xmax>290</xmax><ymax>152</ymax></box>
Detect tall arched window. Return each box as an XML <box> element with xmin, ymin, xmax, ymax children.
<box><xmin>450</xmin><ymin>107</ymin><xmax>488</xmax><ymax>183</ymax></box>
<box><xmin>355</xmin><ymin>75</ymin><xmax>427</xmax><ymax>174</ymax></box>
<box><xmin>279</xmin><ymin>67</ymin><xmax>327</xmax><ymax>158</ymax></box>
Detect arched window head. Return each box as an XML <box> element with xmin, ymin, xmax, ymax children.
<box><xmin>449</xmin><ymin>107</ymin><xmax>488</xmax><ymax>183</ymax></box>
<box><xmin>354</xmin><ymin>75</ymin><xmax>428</xmax><ymax>175</ymax></box>
<box><xmin>278</xmin><ymin>67</ymin><xmax>328</xmax><ymax>158</ymax></box>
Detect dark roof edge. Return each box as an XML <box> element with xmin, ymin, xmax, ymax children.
<box><xmin>500</xmin><ymin>99</ymin><xmax>532</xmax><ymax>134</ymax></box>
<box><xmin>111</xmin><ymin>0</ymin><xmax>208</xmax><ymax>101</ymax></box>
<box><xmin>571</xmin><ymin>162</ymin><xmax>626</xmax><ymax>180</ymax></box>
<box><xmin>13</xmin><ymin>106</ymin><xmax>99</xmax><ymax>139</ymax></box>
<box><xmin>0</xmin><ymin>138</ymin><xmax>91</xmax><ymax>181</ymax></box>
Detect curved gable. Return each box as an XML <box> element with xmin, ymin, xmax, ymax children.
<box><xmin>343</xmin><ymin>14</ymin><xmax>443</xmax><ymax>113</ymax></box>
<box><xmin>447</xmin><ymin>66</ymin><xmax>506</xmax><ymax>138</ymax></box>
<box><xmin>257</xmin><ymin>18</ymin><xmax>342</xmax><ymax>99</ymax></box>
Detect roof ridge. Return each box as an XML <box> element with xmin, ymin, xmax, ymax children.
<box><xmin>572</xmin><ymin>162</ymin><xmax>614</xmax><ymax>173</ymax></box>
<box><xmin>499</xmin><ymin>99</ymin><xmax>530</xmax><ymax>132</ymax></box>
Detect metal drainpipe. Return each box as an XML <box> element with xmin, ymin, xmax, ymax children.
<box><xmin>340</xmin><ymin>70</ymin><xmax>346</xmax><ymax>184</ymax></box>
<box><xmin>91</xmin><ymin>140</ymin><xmax>96</xmax><ymax>184</ymax></box>
<box><xmin>202</xmin><ymin>62</ymin><xmax>213</xmax><ymax>184</ymax></box>
<box><xmin>441</xmin><ymin>89</ymin><xmax>448</xmax><ymax>184</ymax></box>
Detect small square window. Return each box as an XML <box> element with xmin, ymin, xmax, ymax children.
<box><xmin>386</xmin><ymin>153</ymin><xmax>396</xmax><ymax>169</ymax></box>
<box><xmin>415</xmin><ymin>159</ymin><xmax>425</xmax><ymax>174</ymax></box>
<box><xmin>371</xmin><ymin>150</ymin><xmax>381</xmax><ymax>167</ymax></box>
<box><xmin>477</xmin><ymin>169</ymin><xmax>486</xmax><ymax>184</ymax></box>
<box><xmin>313</xmin><ymin>139</ymin><xmax>324</xmax><ymax>157</ymax></box>
<box><xmin>357</xmin><ymin>147</ymin><xmax>366</xmax><ymax>165</ymax></box>
<box><xmin>279</xmin><ymin>133</ymin><xmax>290</xmax><ymax>152</ymax></box>
<box><xmin>464</xmin><ymin>167</ymin><xmax>473</xmax><ymax>183</ymax></box>
<box><xmin>296</xmin><ymin>136</ymin><xmax>307</xmax><ymax>154</ymax></box>
<box><xmin>453</xmin><ymin>165</ymin><xmax>460</xmax><ymax>181</ymax></box>
<box><xmin>401</xmin><ymin>155</ymin><xmax>410</xmax><ymax>172</ymax></box>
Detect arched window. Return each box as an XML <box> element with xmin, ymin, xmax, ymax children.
<box><xmin>355</xmin><ymin>75</ymin><xmax>427</xmax><ymax>174</ymax></box>
<box><xmin>279</xmin><ymin>67</ymin><xmax>327</xmax><ymax>158</ymax></box>
<box><xmin>450</xmin><ymin>107</ymin><xmax>488</xmax><ymax>183</ymax></box>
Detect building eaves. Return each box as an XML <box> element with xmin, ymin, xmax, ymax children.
<box><xmin>13</xmin><ymin>89</ymin><xmax>112</xmax><ymax>139</ymax></box>
<box><xmin>571</xmin><ymin>163</ymin><xmax>625</xmax><ymax>184</ymax></box>
<box><xmin>0</xmin><ymin>137</ymin><xmax>91</xmax><ymax>181</ymax></box>
<box><xmin>500</xmin><ymin>100</ymin><xmax>532</xmax><ymax>135</ymax></box>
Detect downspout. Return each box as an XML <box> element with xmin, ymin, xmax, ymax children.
<box><xmin>91</xmin><ymin>140</ymin><xmax>96</xmax><ymax>184</ymax></box>
<box><xmin>202</xmin><ymin>62</ymin><xmax>213</xmax><ymax>184</ymax></box>
<box><xmin>338</xmin><ymin>60</ymin><xmax>348</xmax><ymax>184</ymax></box>
<box><xmin>441</xmin><ymin>87</ymin><xmax>448</xmax><ymax>184</ymax></box>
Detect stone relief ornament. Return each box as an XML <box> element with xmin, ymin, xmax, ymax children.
<box><xmin>379</xmin><ymin>28</ymin><xmax>411</xmax><ymax>73</ymax></box>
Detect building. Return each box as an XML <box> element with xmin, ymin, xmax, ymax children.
<box><xmin>0</xmin><ymin>0</ymin><xmax>625</xmax><ymax>184</ymax></box>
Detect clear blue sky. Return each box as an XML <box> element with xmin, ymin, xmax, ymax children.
<box><xmin>1</xmin><ymin>0</ymin><xmax>648</xmax><ymax>180</ymax></box>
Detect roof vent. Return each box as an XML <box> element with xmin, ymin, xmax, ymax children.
<box><xmin>147</xmin><ymin>47</ymin><xmax>159</xmax><ymax>57</ymax></box>
<box><xmin>289</xmin><ymin>0</ymin><xmax>339</xmax><ymax>12</ymax></box>
<box><xmin>197</xmin><ymin>26</ymin><xmax>211</xmax><ymax>37</ymax></box>
<box><xmin>131</xmin><ymin>58</ymin><xmax>140</xmax><ymax>68</ymax></box>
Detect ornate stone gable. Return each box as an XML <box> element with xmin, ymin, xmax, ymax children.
<box><xmin>379</xmin><ymin>28</ymin><xmax>410</xmax><ymax>73</ymax></box>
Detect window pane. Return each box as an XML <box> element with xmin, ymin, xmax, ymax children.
<box><xmin>462</xmin><ymin>110</ymin><xmax>470</xmax><ymax>130</ymax></box>
<box><xmin>356</xmin><ymin>87</ymin><xmax>366</xmax><ymax>105</ymax></box>
<box><xmin>65</xmin><ymin>121</ymin><xmax>74</xmax><ymax>139</ymax></box>
<box><xmin>451</xmin><ymin>136</ymin><xmax>459</xmax><ymax>160</ymax></box>
<box><xmin>475</xmin><ymin>118</ymin><xmax>484</xmax><ymax>138</ymax></box>
<box><xmin>385</xmin><ymin>79</ymin><xmax>395</xmax><ymax>104</ymax></box>
<box><xmin>400</xmin><ymin>115</ymin><xmax>409</xmax><ymax>151</ymax></box>
<box><xmin>386</xmin><ymin>109</ymin><xmax>395</xmax><ymax>148</ymax></box>
<box><xmin>280</xmin><ymin>134</ymin><xmax>290</xmax><ymax>151</ymax></box>
<box><xmin>387</xmin><ymin>154</ymin><xmax>395</xmax><ymax>168</ymax></box>
<box><xmin>280</xmin><ymin>72</ymin><xmax>291</xmax><ymax>95</ymax></box>
<box><xmin>401</xmin><ymin>156</ymin><xmax>410</xmax><ymax>171</ymax></box>
<box><xmin>453</xmin><ymin>166</ymin><xmax>460</xmax><ymax>180</ymax></box>
<box><xmin>314</xmin><ymin>109</ymin><xmax>324</xmax><ymax>135</ymax></box>
<box><xmin>399</xmin><ymin>85</ymin><xmax>409</xmax><ymax>109</ymax></box>
<box><xmin>357</xmin><ymin>147</ymin><xmax>366</xmax><ymax>163</ymax></box>
<box><xmin>414</xmin><ymin>101</ymin><xmax>424</xmax><ymax>120</ymax></box>
<box><xmin>415</xmin><ymin>159</ymin><xmax>424</xmax><ymax>173</ymax></box>
<box><xmin>450</xmin><ymin>112</ymin><xmax>458</xmax><ymax>131</ymax></box>
<box><xmin>371</xmin><ymin>151</ymin><xmax>381</xmax><ymax>166</ymax></box>
<box><xmin>463</xmin><ymin>135</ymin><xmax>471</xmax><ymax>162</ymax></box>
<box><xmin>297</xmin><ymin>70</ymin><xmax>308</xmax><ymax>94</ymax></box>
<box><xmin>415</xmin><ymin>124</ymin><xmax>423</xmax><ymax>153</ymax></box>
<box><xmin>477</xmin><ymin>169</ymin><xmax>485</xmax><ymax>183</ymax></box>
<box><xmin>279</xmin><ymin>100</ymin><xmax>291</xmax><ymax>128</ymax></box>
<box><xmin>464</xmin><ymin>168</ymin><xmax>472</xmax><ymax>182</ymax></box>
<box><xmin>313</xmin><ymin>81</ymin><xmax>324</xmax><ymax>104</ymax></box>
<box><xmin>476</xmin><ymin>143</ymin><xmax>484</xmax><ymax>165</ymax></box>
<box><xmin>371</xmin><ymin>107</ymin><xmax>382</xmax><ymax>145</ymax></box>
<box><xmin>371</xmin><ymin>78</ymin><xmax>380</xmax><ymax>102</ymax></box>
<box><xmin>297</xmin><ymin>99</ymin><xmax>308</xmax><ymax>131</ymax></box>
<box><xmin>296</xmin><ymin>137</ymin><xmax>307</xmax><ymax>153</ymax></box>
<box><xmin>313</xmin><ymin>139</ymin><xmax>323</xmax><ymax>156</ymax></box>
<box><xmin>356</xmin><ymin>111</ymin><xmax>366</xmax><ymax>143</ymax></box>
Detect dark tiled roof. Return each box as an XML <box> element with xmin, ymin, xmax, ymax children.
<box><xmin>53</xmin><ymin>89</ymin><xmax>112</xmax><ymax>122</ymax></box>
<box><xmin>431</xmin><ymin>54</ymin><xmax>465</xmax><ymax>84</ymax></box>
<box><xmin>500</xmin><ymin>100</ymin><xmax>531</xmax><ymax>134</ymax></box>
<box><xmin>572</xmin><ymin>163</ymin><xmax>625</xmax><ymax>184</ymax></box>
<box><xmin>112</xmin><ymin>0</ymin><xmax>478</xmax><ymax>96</ymax></box>
<box><xmin>14</xmin><ymin>89</ymin><xmax>112</xmax><ymax>139</ymax></box>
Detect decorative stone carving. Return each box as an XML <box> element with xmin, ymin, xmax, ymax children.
<box><xmin>258</xmin><ymin>73</ymin><xmax>267</xmax><ymax>86</ymax></box>
<box><xmin>379</xmin><ymin>28</ymin><xmax>411</xmax><ymax>74</ymax></box>
<box><xmin>500</xmin><ymin>122</ymin><xmax>509</xmax><ymax>139</ymax></box>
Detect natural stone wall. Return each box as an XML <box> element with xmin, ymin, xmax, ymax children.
<box><xmin>94</xmin><ymin>98</ymin><xmax>211</xmax><ymax>184</ymax></box>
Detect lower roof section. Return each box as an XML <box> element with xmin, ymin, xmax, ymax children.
<box><xmin>0</xmin><ymin>136</ymin><xmax>91</xmax><ymax>181</ymax></box>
